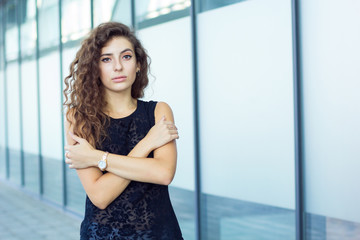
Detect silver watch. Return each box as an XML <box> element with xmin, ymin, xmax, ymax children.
<box><xmin>98</xmin><ymin>152</ymin><xmax>109</xmax><ymax>171</ymax></box>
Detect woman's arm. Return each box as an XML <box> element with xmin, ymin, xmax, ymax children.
<box><xmin>65</xmin><ymin>120</ymin><xmax>154</xmax><ymax>210</ymax></box>
<box><xmin>99</xmin><ymin>102</ymin><xmax>178</xmax><ymax>184</ymax></box>
<box><xmin>65</xmin><ymin>102</ymin><xmax>179</xmax><ymax>209</ymax></box>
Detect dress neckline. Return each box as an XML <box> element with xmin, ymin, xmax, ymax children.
<box><xmin>108</xmin><ymin>100</ymin><xmax>141</xmax><ymax>120</ymax></box>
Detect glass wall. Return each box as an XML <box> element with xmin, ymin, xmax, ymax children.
<box><xmin>93</xmin><ymin>0</ymin><xmax>132</xmax><ymax>27</ymax></box>
<box><xmin>5</xmin><ymin>0</ymin><xmax>21</xmax><ymax>185</ymax></box>
<box><xmin>1</xmin><ymin>0</ymin><xmax>359</xmax><ymax>239</ymax></box>
<box><xmin>0</xmin><ymin>6</ymin><xmax>6</xmax><ymax>179</ymax></box>
<box><xmin>19</xmin><ymin>0</ymin><xmax>40</xmax><ymax>193</ymax></box>
<box><xmin>62</xmin><ymin>0</ymin><xmax>91</xmax><ymax>212</ymax></box>
<box><xmin>38</xmin><ymin>0</ymin><xmax>63</xmax><ymax>204</ymax></box>
<box><xmin>197</xmin><ymin>1</ymin><xmax>295</xmax><ymax>239</ymax></box>
<box><xmin>300</xmin><ymin>0</ymin><xmax>360</xmax><ymax>239</ymax></box>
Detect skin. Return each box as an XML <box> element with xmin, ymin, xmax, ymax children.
<box><xmin>64</xmin><ymin>37</ymin><xmax>179</xmax><ymax>209</ymax></box>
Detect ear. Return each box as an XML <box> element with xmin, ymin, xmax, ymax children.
<box><xmin>136</xmin><ymin>63</ymin><xmax>140</xmax><ymax>73</ymax></box>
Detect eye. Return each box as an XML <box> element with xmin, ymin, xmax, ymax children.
<box><xmin>122</xmin><ymin>54</ymin><xmax>132</xmax><ymax>60</ymax></box>
<box><xmin>101</xmin><ymin>57</ymin><xmax>111</xmax><ymax>62</ymax></box>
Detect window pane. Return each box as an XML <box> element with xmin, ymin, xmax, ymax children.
<box><xmin>135</xmin><ymin>0</ymin><xmax>190</xmax><ymax>29</ymax></box>
<box><xmin>0</xmin><ymin>69</ymin><xmax>6</xmax><ymax>178</ymax></box>
<box><xmin>6</xmin><ymin>62</ymin><xmax>21</xmax><ymax>185</ymax></box>
<box><xmin>5</xmin><ymin>0</ymin><xmax>19</xmax><ymax>61</ymax></box>
<box><xmin>0</xmin><ymin>7</ymin><xmax>6</xmax><ymax>178</ymax></box>
<box><xmin>37</xmin><ymin>0</ymin><xmax>63</xmax><ymax>203</ymax></box>
<box><xmin>197</xmin><ymin>2</ymin><xmax>295</xmax><ymax>239</ymax></box>
<box><xmin>61</xmin><ymin>0</ymin><xmax>91</xmax><ymax>44</ymax></box>
<box><xmin>18</xmin><ymin>0</ymin><xmax>40</xmax><ymax>193</ymax></box>
<box><xmin>20</xmin><ymin>0</ymin><xmax>37</xmax><ymax>58</ymax></box>
<box><xmin>39</xmin><ymin>52</ymin><xmax>63</xmax><ymax>203</ymax></box>
<box><xmin>199</xmin><ymin>0</ymin><xmax>245</xmax><ymax>12</ymax></box>
<box><xmin>93</xmin><ymin>0</ymin><xmax>117</xmax><ymax>27</ymax></box>
<box><xmin>38</xmin><ymin>0</ymin><xmax>59</xmax><ymax>50</ymax></box>
<box><xmin>137</xmin><ymin>12</ymin><xmax>196</xmax><ymax>239</ymax></box>
<box><xmin>62</xmin><ymin>46</ymin><xmax>86</xmax><ymax>213</ymax></box>
<box><xmin>300</xmin><ymin>0</ymin><xmax>360</xmax><ymax>238</ymax></box>
<box><xmin>21</xmin><ymin>59</ymin><xmax>40</xmax><ymax>193</ymax></box>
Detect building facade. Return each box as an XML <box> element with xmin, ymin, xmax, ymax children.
<box><xmin>0</xmin><ymin>0</ymin><xmax>359</xmax><ymax>239</ymax></box>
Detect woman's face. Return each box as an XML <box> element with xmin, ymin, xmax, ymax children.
<box><xmin>99</xmin><ymin>36</ymin><xmax>139</xmax><ymax>95</ymax></box>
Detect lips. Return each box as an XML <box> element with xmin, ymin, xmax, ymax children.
<box><xmin>112</xmin><ymin>76</ymin><xmax>126</xmax><ymax>83</ymax></box>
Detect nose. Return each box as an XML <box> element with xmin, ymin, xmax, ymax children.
<box><xmin>114</xmin><ymin>59</ymin><xmax>122</xmax><ymax>71</ymax></box>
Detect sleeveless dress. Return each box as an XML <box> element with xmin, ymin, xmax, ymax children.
<box><xmin>80</xmin><ymin>100</ymin><xmax>183</xmax><ymax>240</ymax></box>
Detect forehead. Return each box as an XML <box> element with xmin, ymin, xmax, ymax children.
<box><xmin>101</xmin><ymin>36</ymin><xmax>134</xmax><ymax>53</ymax></box>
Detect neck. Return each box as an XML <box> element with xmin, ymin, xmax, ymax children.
<box><xmin>104</xmin><ymin>89</ymin><xmax>137</xmax><ymax>115</ymax></box>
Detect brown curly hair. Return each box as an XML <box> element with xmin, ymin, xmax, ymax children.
<box><xmin>63</xmin><ymin>22</ymin><xmax>150</xmax><ymax>147</ymax></box>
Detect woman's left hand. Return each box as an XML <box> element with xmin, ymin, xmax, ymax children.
<box><xmin>64</xmin><ymin>132</ymin><xmax>99</xmax><ymax>169</ymax></box>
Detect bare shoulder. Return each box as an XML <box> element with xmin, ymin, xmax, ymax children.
<box><xmin>154</xmin><ymin>102</ymin><xmax>175</xmax><ymax>123</ymax></box>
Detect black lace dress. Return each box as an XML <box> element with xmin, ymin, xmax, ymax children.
<box><xmin>80</xmin><ymin>100</ymin><xmax>183</xmax><ymax>240</ymax></box>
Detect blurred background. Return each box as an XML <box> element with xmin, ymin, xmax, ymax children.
<box><xmin>0</xmin><ymin>0</ymin><xmax>359</xmax><ymax>239</ymax></box>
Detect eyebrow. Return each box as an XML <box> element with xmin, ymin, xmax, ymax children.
<box><xmin>100</xmin><ymin>48</ymin><xmax>134</xmax><ymax>57</ymax></box>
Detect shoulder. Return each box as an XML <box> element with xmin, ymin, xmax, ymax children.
<box><xmin>154</xmin><ymin>102</ymin><xmax>174</xmax><ymax>123</ymax></box>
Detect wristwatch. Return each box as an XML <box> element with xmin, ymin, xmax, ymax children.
<box><xmin>98</xmin><ymin>151</ymin><xmax>109</xmax><ymax>171</ymax></box>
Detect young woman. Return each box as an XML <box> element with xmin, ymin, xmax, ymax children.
<box><xmin>63</xmin><ymin>22</ymin><xmax>183</xmax><ymax>239</ymax></box>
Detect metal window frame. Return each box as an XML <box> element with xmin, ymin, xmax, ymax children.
<box><xmin>291</xmin><ymin>0</ymin><xmax>305</xmax><ymax>239</ymax></box>
<box><xmin>190</xmin><ymin>1</ymin><xmax>202</xmax><ymax>240</ymax></box>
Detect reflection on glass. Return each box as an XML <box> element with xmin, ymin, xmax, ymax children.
<box><xmin>5</xmin><ymin>0</ymin><xmax>19</xmax><ymax>61</ymax></box>
<box><xmin>6</xmin><ymin>63</ymin><xmax>21</xmax><ymax>185</ymax></box>
<box><xmin>135</xmin><ymin>0</ymin><xmax>190</xmax><ymax>29</ymax></box>
<box><xmin>61</xmin><ymin>0</ymin><xmax>91</xmax><ymax>44</ymax></box>
<box><xmin>197</xmin><ymin>1</ymin><xmax>295</xmax><ymax>239</ymax></box>
<box><xmin>39</xmin><ymin>52</ymin><xmax>63</xmax><ymax>203</ymax></box>
<box><xmin>38</xmin><ymin>0</ymin><xmax>59</xmax><ymax>50</ymax></box>
<box><xmin>199</xmin><ymin>0</ymin><xmax>246</xmax><ymax>12</ymax></box>
<box><xmin>62</xmin><ymin>47</ymin><xmax>86</xmax><ymax>212</ymax></box>
<box><xmin>0</xmin><ymin>70</ymin><xmax>6</xmax><ymax>178</ymax></box>
<box><xmin>93</xmin><ymin>0</ymin><xmax>116</xmax><ymax>26</ymax></box>
<box><xmin>21</xmin><ymin>60</ymin><xmax>40</xmax><ymax>193</ymax></box>
<box><xmin>20</xmin><ymin>0</ymin><xmax>37</xmax><ymax>58</ymax></box>
<box><xmin>109</xmin><ymin>0</ymin><xmax>132</xmax><ymax>27</ymax></box>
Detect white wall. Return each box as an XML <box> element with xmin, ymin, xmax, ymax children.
<box><xmin>301</xmin><ymin>0</ymin><xmax>360</xmax><ymax>223</ymax></box>
<box><xmin>138</xmin><ymin>17</ymin><xmax>195</xmax><ymax>191</ymax></box>
<box><xmin>197</xmin><ymin>0</ymin><xmax>295</xmax><ymax>209</ymax></box>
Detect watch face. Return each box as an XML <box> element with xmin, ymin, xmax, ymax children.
<box><xmin>98</xmin><ymin>161</ymin><xmax>106</xmax><ymax>170</ymax></box>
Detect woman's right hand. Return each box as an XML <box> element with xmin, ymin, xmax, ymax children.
<box><xmin>145</xmin><ymin>116</ymin><xmax>179</xmax><ymax>151</ymax></box>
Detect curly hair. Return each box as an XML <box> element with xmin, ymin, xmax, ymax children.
<box><xmin>63</xmin><ymin>22</ymin><xmax>150</xmax><ymax>147</ymax></box>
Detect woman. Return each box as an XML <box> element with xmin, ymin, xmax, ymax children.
<box><xmin>63</xmin><ymin>22</ymin><xmax>183</xmax><ymax>239</ymax></box>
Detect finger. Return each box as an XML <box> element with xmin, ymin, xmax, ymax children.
<box><xmin>70</xmin><ymin>132</ymin><xmax>83</xmax><ymax>143</ymax></box>
<box><xmin>65</xmin><ymin>158</ymin><xmax>71</xmax><ymax>164</ymax></box>
<box><xmin>64</xmin><ymin>145</ymin><xmax>71</xmax><ymax>151</ymax></box>
<box><xmin>171</xmin><ymin>134</ymin><xmax>179</xmax><ymax>140</ymax></box>
<box><xmin>169</xmin><ymin>130</ymin><xmax>178</xmax><ymax>134</ymax></box>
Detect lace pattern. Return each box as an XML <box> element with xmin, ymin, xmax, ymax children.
<box><xmin>80</xmin><ymin>100</ymin><xmax>183</xmax><ymax>240</ymax></box>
